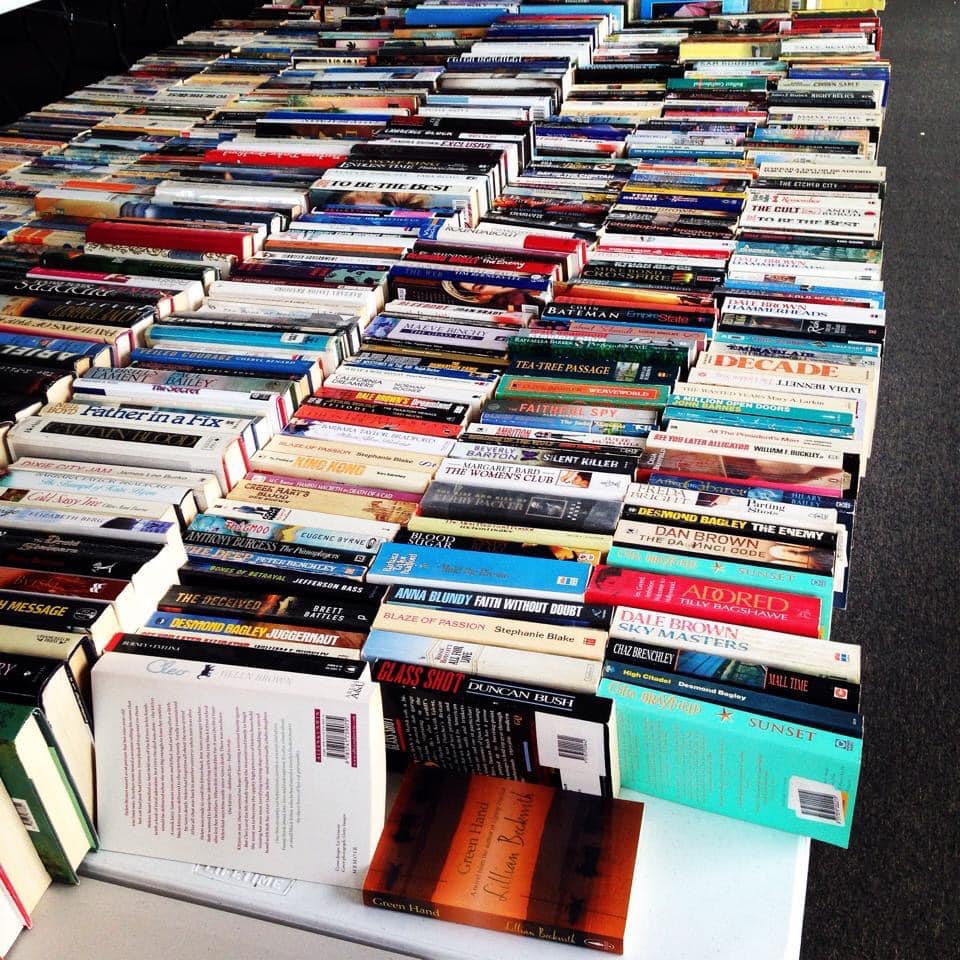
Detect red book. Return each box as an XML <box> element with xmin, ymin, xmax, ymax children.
<box><xmin>85</xmin><ymin>220</ymin><xmax>257</xmax><ymax>259</ymax></box>
<box><xmin>202</xmin><ymin>149</ymin><xmax>346</xmax><ymax>169</ymax></box>
<box><xmin>585</xmin><ymin>565</ymin><xmax>823</xmax><ymax>638</ymax></box>
<box><xmin>0</xmin><ymin>864</ymin><xmax>30</xmax><ymax>928</ymax></box>
<box><xmin>293</xmin><ymin>403</ymin><xmax>463</xmax><ymax>438</ymax></box>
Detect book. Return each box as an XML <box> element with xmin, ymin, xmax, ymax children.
<box><xmin>363</xmin><ymin>765</ymin><xmax>644</xmax><ymax>952</ymax></box>
<box><xmin>92</xmin><ymin>644</ymin><xmax>385</xmax><ymax>887</ymax></box>
<box><xmin>603</xmin><ymin>678</ymin><xmax>860</xmax><ymax>847</ymax></box>
<box><xmin>0</xmin><ymin>702</ymin><xmax>94</xmax><ymax>883</ymax></box>
<box><xmin>0</xmin><ymin>778</ymin><xmax>50</xmax><ymax>919</ymax></box>
<box><xmin>371</xmin><ymin>657</ymin><xmax>619</xmax><ymax>796</ymax></box>
<box><xmin>368</xmin><ymin>543</ymin><xmax>592</xmax><ymax>602</ymax></box>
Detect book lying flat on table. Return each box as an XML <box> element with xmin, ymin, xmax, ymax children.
<box><xmin>363</xmin><ymin>765</ymin><xmax>645</xmax><ymax>953</ymax></box>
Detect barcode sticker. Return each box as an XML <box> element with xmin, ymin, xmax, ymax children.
<box><xmin>788</xmin><ymin>776</ymin><xmax>845</xmax><ymax>827</ymax></box>
<box><xmin>323</xmin><ymin>715</ymin><xmax>348</xmax><ymax>761</ymax></box>
<box><xmin>12</xmin><ymin>797</ymin><xmax>39</xmax><ymax>833</ymax></box>
<box><xmin>535</xmin><ymin>713</ymin><xmax>606</xmax><ymax>795</ymax></box>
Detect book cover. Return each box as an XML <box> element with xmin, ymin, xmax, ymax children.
<box><xmin>92</xmin><ymin>647</ymin><xmax>385</xmax><ymax>887</ymax></box>
<box><xmin>363</xmin><ymin>765</ymin><xmax>643</xmax><ymax>953</ymax></box>
<box><xmin>602</xmin><ymin>678</ymin><xmax>860</xmax><ymax>847</ymax></box>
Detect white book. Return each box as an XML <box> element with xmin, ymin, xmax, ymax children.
<box><xmin>0</xmin><ymin>467</ymin><xmax>198</xmax><ymax>525</ymax></box>
<box><xmin>362</xmin><ymin>629</ymin><xmax>601</xmax><ymax>695</ymax></box>
<box><xmin>207</xmin><ymin>498</ymin><xmax>400</xmax><ymax>544</ymax></box>
<box><xmin>382</xmin><ymin>299</ymin><xmax>523</xmax><ymax>330</ymax></box>
<box><xmin>462</xmin><ymin>422</ymin><xmax>646</xmax><ymax>451</ymax></box>
<box><xmin>7</xmin><ymin>416</ymin><xmax>247</xmax><ymax>495</ymax></box>
<box><xmin>92</xmin><ymin>649</ymin><xmax>385</xmax><ymax>887</ymax></box>
<box><xmin>283</xmin><ymin>419</ymin><xmax>456</xmax><ymax>456</ymax></box>
<box><xmin>433</xmin><ymin>459</ymin><xmax>630</xmax><ymax>501</ymax></box>
<box><xmin>657</xmin><ymin>420</ymin><xmax>855</xmax><ymax>465</ymax></box>
<box><xmin>610</xmin><ymin>606</ymin><xmax>860</xmax><ymax>682</ymax></box>
<box><xmin>153</xmin><ymin>180</ymin><xmax>308</xmax><ymax>215</ymax></box>
<box><xmin>72</xmin><ymin>368</ymin><xmax>296</xmax><ymax>432</ymax></box>
<box><xmin>765</xmin><ymin>106</ymin><xmax>884</xmax><ymax>128</ymax></box>
<box><xmin>645</xmin><ymin>429</ymin><xmax>846</xmax><ymax>472</ymax></box>
<box><xmin>41</xmin><ymin>400</ymin><xmax>269</xmax><ymax>459</ymax></box>
<box><xmin>324</xmin><ymin>366</ymin><xmax>492</xmax><ymax>409</ymax></box>
<box><xmin>9</xmin><ymin>456</ymin><xmax>220</xmax><ymax>514</ymax></box>
<box><xmin>0</xmin><ymin>488</ymin><xmax>178</xmax><ymax>530</ymax></box>
<box><xmin>721</xmin><ymin>295</ymin><xmax>885</xmax><ymax>327</ymax></box>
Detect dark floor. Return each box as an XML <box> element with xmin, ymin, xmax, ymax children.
<box><xmin>1</xmin><ymin>1</ymin><xmax>957</xmax><ymax>957</ymax></box>
<box><xmin>801</xmin><ymin>2</ymin><xmax>960</xmax><ymax>957</ymax></box>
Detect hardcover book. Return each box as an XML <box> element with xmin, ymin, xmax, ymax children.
<box><xmin>363</xmin><ymin>765</ymin><xmax>644</xmax><ymax>953</ymax></box>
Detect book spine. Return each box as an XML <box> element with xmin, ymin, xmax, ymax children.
<box><xmin>0</xmin><ymin>735</ymin><xmax>77</xmax><ymax>883</ymax></box>
<box><xmin>586</xmin><ymin>567</ymin><xmax>823</xmax><ymax>639</ymax></box>
<box><xmin>368</xmin><ymin>543</ymin><xmax>592</xmax><ymax>602</ymax></box>
<box><xmin>372</xmin><ymin>604</ymin><xmax>605</xmax><ymax>661</ymax></box>
<box><xmin>362</xmin><ymin>890</ymin><xmax>621</xmax><ymax>952</ymax></box>
<box><xmin>605</xmin><ymin>637</ymin><xmax>860</xmax><ymax>711</ymax></box>
<box><xmin>406</xmin><ymin>514</ymin><xmax>614</xmax><ymax>553</ymax></box>
<box><xmin>419</xmin><ymin>483</ymin><xmax>622</xmax><ymax>535</ymax></box>
<box><xmin>602</xmin><ymin>660</ymin><xmax>860</xmax><ymax>736</ymax></box>
<box><xmin>362</xmin><ymin>630</ymin><xmax>600</xmax><ymax>694</ymax></box>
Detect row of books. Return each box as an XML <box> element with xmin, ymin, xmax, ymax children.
<box><xmin>0</xmin><ymin>0</ymin><xmax>887</xmax><ymax>953</ymax></box>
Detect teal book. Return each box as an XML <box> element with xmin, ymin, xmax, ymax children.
<box><xmin>601</xmin><ymin>678</ymin><xmax>861</xmax><ymax>847</ymax></box>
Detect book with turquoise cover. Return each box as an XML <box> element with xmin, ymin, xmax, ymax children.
<box><xmin>367</xmin><ymin>542</ymin><xmax>591</xmax><ymax>601</ymax></box>
<box><xmin>601</xmin><ymin>677</ymin><xmax>861</xmax><ymax>846</ymax></box>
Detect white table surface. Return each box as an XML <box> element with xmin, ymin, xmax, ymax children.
<box><xmin>8</xmin><ymin>795</ymin><xmax>810</xmax><ymax>960</ymax></box>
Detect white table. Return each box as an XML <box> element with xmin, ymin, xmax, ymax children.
<box><xmin>9</xmin><ymin>795</ymin><xmax>811</xmax><ymax>960</ymax></box>
<box><xmin>0</xmin><ymin>2</ymin><xmax>44</xmax><ymax>15</ymax></box>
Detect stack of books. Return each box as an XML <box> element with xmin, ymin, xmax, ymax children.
<box><xmin>0</xmin><ymin>0</ymin><xmax>887</xmax><ymax>953</ymax></box>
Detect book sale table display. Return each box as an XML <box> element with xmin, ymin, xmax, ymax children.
<box><xmin>0</xmin><ymin>1</ymin><xmax>886</xmax><ymax>957</ymax></box>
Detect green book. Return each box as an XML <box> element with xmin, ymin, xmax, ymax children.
<box><xmin>0</xmin><ymin>702</ymin><xmax>93</xmax><ymax>883</ymax></box>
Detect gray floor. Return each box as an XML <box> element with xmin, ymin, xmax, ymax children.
<box><xmin>799</xmin><ymin>2</ymin><xmax>960</xmax><ymax>957</ymax></box>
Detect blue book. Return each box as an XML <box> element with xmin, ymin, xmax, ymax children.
<box><xmin>404</xmin><ymin>7</ymin><xmax>511</xmax><ymax>26</ymax></box>
<box><xmin>148</xmin><ymin>326</ymin><xmax>333</xmax><ymax>353</ymax></box>
<box><xmin>183</xmin><ymin>544</ymin><xmax>367</xmax><ymax>581</ymax></box>
<box><xmin>667</xmin><ymin>393</ymin><xmax>854</xmax><ymax>426</ymax></box>
<box><xmin>525</xmin><ymin>3</ymin><xmax>624</xmax><ymax>30</ymax></box>
<box><xmin>601</xmin><ymin>661</ymin><xmax>862</xmax><ymax>737</ymax></box>
<box><xmin>129</xmin><ymin>348</ymin><xmax>316</xmax><ymax>383</ymax></box>
<box><xmin>367</xmin><ymin>543</ymin><xmax>591</xmax><ymax>602</ymax></box>
<box><xmin>480</xmin><ymin>412</ymin><xmax>652</xmax><ymax>437</ymax></box>
<box><xmin>712</xmin><ymin>332</ymin><xmax>881</xmax><ymax>359</ymax></box>
<box><xmin>663</xmin><ymin>406</ymin><xmax>857</xmax><ymax>440</ymax></box>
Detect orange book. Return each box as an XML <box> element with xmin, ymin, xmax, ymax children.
<box><xmin>363</xmin><ymin>766</ymin><xmax>644</xmax><ymax>953</ymax></box>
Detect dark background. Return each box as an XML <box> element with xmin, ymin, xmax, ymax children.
<box><xmin>0</xmin><ymin>1</ymin><xmax>957</xmax><ymax>957</ymax></box>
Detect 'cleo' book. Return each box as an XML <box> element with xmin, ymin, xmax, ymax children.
<box><xmin>91</xmin><ymin>645</ymin><xmax>385</xmax><ymax>887</ymax></box>
<box><xmin>363</xmin><ymin>765</ymin><xmax>644</xmax><ymax>954</ymax></box>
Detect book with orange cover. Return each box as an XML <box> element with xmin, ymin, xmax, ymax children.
<box><xmin>363</xmin><ymin>765</ymin><xmax>644</xmax><ymax>953</ymax></box>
